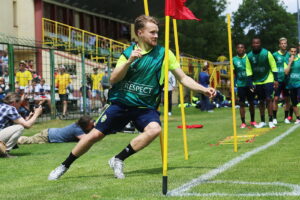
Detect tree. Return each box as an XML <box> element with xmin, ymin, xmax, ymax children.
<box><xmin>158</xmin><ymin>0</ymin><xmax>228</xmax><ymax>61</ymax></box>
<box><xmin>232</xmin><ymin>0</ymin><xmax>297</xmax><ymax>52</ymax></box>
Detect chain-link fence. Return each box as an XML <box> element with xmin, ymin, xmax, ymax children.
<box><xmin>0</xmin><ymin>42</ymin><xmax>110</xmax><ymax>121</ymax></box>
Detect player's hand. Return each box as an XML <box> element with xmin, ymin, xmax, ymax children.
<box><xmin>289</xmin><ymin>55</ymin><xmax>295</xmax><ymax>64</ymax></box>
<box><xmin>274</xmin><ymin>81</ymin><xmax>279</xmax><ymax>89</ymax></box>
<box><xmin>204</xmin><ymin>87</ymin><xmax>216</xmax><ymax>98</ymax></box>
<box><xmin>128</xmin><ymin>48</ymin><xmax>142</xmax><ymax>64</ymax></box>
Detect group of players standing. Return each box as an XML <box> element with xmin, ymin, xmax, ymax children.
<box><xmin>233</xmin><ymin>37</ymin><xmax>300</xmax><ymax>129</ymax></box>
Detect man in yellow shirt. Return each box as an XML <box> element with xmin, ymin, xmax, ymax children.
<box><xmin>91</xmin><ymin>67</ymin><xmax>104</xmax><ymax>111</ymax></box>
<box><xmin>55</xmin><ymin>65</ymin><xmax>71</xmax><ymax>117</ymax></box>
<box><xmin>16</xmin><ymin>61</ymin><xmax>32</xmax><ymax>89</ymax></box>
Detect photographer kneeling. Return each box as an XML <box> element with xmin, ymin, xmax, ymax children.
<box><xmin>0</xmin><ymin>92</ymin><xmax>42</xmax><ymax>158</ymax></box>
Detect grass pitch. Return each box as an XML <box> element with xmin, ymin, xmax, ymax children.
<box><xmin>1</xmin><ymin>106</ymin><xmax>300</xmax><ymax>200</ymax></box>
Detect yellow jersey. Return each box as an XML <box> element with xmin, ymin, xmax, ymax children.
<box><xmin>16</xmin><ymin>70</ymin><xmax>33</xmax><ymax>87</ymax></box>
<box><xmin>55</xmin><ymin>73</ymin><xmax>71</xmax><ymax>94</ymax></box>
<box><xmin>91</xmin><ymin>73</ymin><xmax>104</xmax><ymax>90</ymax></box>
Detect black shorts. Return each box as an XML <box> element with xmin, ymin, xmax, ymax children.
<box><xmin>95</xmin><ymin>103</ymin><xmax>161</xmax><ymax>135</ymax></box>
<box><xmin>274</xmin><ymin>82</ymin><xmax>289</xmax><ymax>97</ymax></box>
<box><xmin>255</xmin><ymin>82</ymin><xmax>274</xmax><ymax>101</ymax></box>
<box><xmin>290</xmin><ymin>88</ymin><xmax>300</xmax><ymax>106</ymax></box>
<box><xmin>237</xmin><ymin>86</ymin><xmax>254</xmax><ymax>104</ymax></box>
<box><xmin>59</xmin><ymin>94</ymin><xmax>68</xmax><ymax>101</ymax></box>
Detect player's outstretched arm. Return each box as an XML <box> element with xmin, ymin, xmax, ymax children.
<box><xmin>171</xmin><ymin>68</ymin><xmax>216</xmax><ymax>98</ymax></box>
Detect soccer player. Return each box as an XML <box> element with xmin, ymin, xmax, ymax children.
<box><xmin>247</xmin><ymin>37</ymin><xmax>278</xmax><ymax>128</ymax></box>
<box><xmin>48</xmin><ymin>15</ymin><xmax>216</xmax><ymax>180</ymax></box>
<box><xmin>285</xmin><ymin>46</ymin><xmax>300</xmax><ymax>124</ymax></box>
<box><xmin>233</xmin><ymin>43</ymin><xmax>256</xmax><ymax>128</ymax></box>
<box><xmin>272</xmin><ymin>37</ymin><xmax>291</xmax><ymax>124</ymax></box>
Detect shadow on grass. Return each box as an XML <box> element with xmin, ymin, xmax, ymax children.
<box><xmin>63</xmin><ymin>166</ymin><xmax>212</xmax><ymax>180</ymax></box>
<box><xmin>126</xmin><ymin>166</ymin><xmax>213</xmax><ymax>176</ymax></box>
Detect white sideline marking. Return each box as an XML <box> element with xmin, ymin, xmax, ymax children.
<box><xmin>181</xmin><ymin>180</ymin><xmax>300</xmax><ymax>197</ymax></box>
<box><xmin>168</xmin><ymin>124</ymin><xmax>300</xmax><ymax>196</ymax></box>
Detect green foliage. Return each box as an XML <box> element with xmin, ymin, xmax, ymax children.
<box><xmin>232</xmin><ymin>0</ymin><xmax>297</xmax><ymax>52</ymax></box>
<box><xmin>158</xmin><ymin>0</ymin><xmax>228</xmax><ymax>61</ymax></box>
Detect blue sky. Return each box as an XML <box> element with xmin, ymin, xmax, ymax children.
<box><xmin>224</xmin><ymin>0</ymin><xmax>297</xmax><ymax>14</ymax></box>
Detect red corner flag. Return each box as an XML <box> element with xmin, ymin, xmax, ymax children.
<box><xmin>165</xmin><ymin>0</ymin><xmax>201</xmax><ymax>21</ymax></box>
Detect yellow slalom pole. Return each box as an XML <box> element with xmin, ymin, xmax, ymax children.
<box><xmin>143</xmin><ymin>0</ymin><xmax>149</xmax><ymax>16</ymax></box>
<box><xmin>162</xmin><ymin>15</ymin><xmax>170</xmax><ymax>195</ymax></box>
<box><xmin>143</xmin><ymin>0</ymin><xmax>163</xmax><ymax>162</ymax></box>
<box><xmin>173</xmin><ymin>19</ymin><xmax>189</xmax><ymax>160</ymax></box>
<box><xmin>227</xmin><ymin>14</ymin><xmax>238</xmax><ymax>152</ymax></box>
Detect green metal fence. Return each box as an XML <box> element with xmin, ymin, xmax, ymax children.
<box><xmin>0</xmin><ymin>42</ymin><xmax>108</xmax><ymax>121</ymax></box>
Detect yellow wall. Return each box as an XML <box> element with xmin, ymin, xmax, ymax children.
<box><xmin>0</xmin><ymin>0</ymin><xmax>35</xmax><ymax>40</ymax></box>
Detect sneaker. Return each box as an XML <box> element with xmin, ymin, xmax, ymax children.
<box><xmin>108</xmin><ymin>157</ymin><xmax>125</xmax><ymax>179</ymax></box>
<box><xmin>295</xmin><ymin>119</ymin><xmax>300</xmax><ymax>124</ymax></box>
<box><xmin>168</xmin><ymin>112</ymin><xmax>172</xmax><ymax>116</ymax></box>
<box><xmin>255</xmin><ymin>122</ymin><xmax>266</xmax><ymax>128</ymax></box>
<box><xmin>284</xmin><ymin>118</ymin><xmax>291</xmax><ymax>124</ymax></box>
<box><xmin>250</xmin><ymin>121</ymin><xmax>257</xmax><ymax>126</ymax></box>
<box><xmin>48</xmin><ymin>164</ymin><xmax>68</xmax><ymax>180</ymax></box>
<box><xmin>269</xmin><ymin>122</ymin><xmax>276</xmax><ymax>128</ymax></box>
<box><xmin>240</xmin><ymin>123</ymin><xmax>247</xmax><ymax>128</ymax></box>
<box><xmin>272</xmin><ymin>118</ymin><xmax>278</xmax><ymax>125</ymax></box>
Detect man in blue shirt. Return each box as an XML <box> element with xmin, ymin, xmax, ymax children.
<box><xmin>198</xmin><ymin>63</ymin><xmax>212</xmax><ymax>111</ymax></box>
<box><xmin>18</xmin><ymin>116</ymin><xmax>94</xmax><ymax>144</ymax></box>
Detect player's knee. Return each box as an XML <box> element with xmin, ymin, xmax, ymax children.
<box><xmin>145</xmin><ymin>123</ymin><xmax>161</xmax><ymax>138</ymax></box>
<box><xmin>239</xmin><ymin>101</ymin><xmax>246</xmax><ymax>107</ymax></box>
<box><xmin>266</xmin><ymin>97</ymin><xmax>272</xmax><ymax>104</ymax></box>
<box><xmin>88</xmin><ymin>130</ymin><xmax>104</xmax><ymax>142</ymax></box>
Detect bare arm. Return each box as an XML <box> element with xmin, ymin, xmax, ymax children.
<box><xmin>110</xmin><ymin>48</ymin><xmax>142</xmax><ymax>84</ymax></box>
<box><xmin>172</xmin><ymin>68</ymin><xmax>216</xmax><ymax>98</ymax></box>
<box><xmin>13</xmin><ymin>106</ymin><xmax>42</xmax><ymax>128</ymax></box>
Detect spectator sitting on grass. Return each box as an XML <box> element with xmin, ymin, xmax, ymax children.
<box><xmin>18</xmin><ymin>115</ymin><xmax>94</xmax><ymax>144</ymax></box>
<box><xmin>0</xmin><ymin>92</ymin><xmax>42</xmax><ymax>157</ymax></box>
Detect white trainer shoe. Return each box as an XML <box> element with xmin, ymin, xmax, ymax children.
<box><xmin>268</xmin><ymin>122</ymin><xmax>276</xmax><ymax>128</ymax></box>
<box><xmin>272</xmin><ymin>118</ymin><xmax>278</xmax><ymax>125</ymax></box>
<box><xmin>295</xmin><ymin>119</ymin><xmax>300</xmax><ymax>124</ymax></box>
<box><xmin>284</xmin><ymin>118</ymin><xmax>291</xmax><ymax>124</ymax></box>
<box><xmin>48</xmin><ymin>164</ymin><xmax>68</xmax><ymax>180</ymax></box>
<box><xmin>255</xmin><ymin>122</ymin><xmax>266</xmax><ymax>128</ymax></box>
<box><xmin>109</xmin><ymin>157</ymin><xmax>125</xmax><ymax>179</ymax></box>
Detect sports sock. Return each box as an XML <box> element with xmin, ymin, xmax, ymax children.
<box><xmin>115</xmin><ymin>144</ymin><xmax>136</xmax><ymax>161</ymax></box>
<box><xmin>62</xmin><ymin>152</ymin><xmax>78</xmax><ymax>168</ymax></box>
<box><xmin>273</xmin><ymin>110</ymin><xmax>277</xmax><ymax>119</ymax></box>
<box><xmin>289</xmin><ymin>107</ymin><xmax>293</xmax><ymax>118</ymax></box>
<box><xmin>241</xmin><ymin>117</ymin><xmax>245</xmax><ymax>123</ymax></box>
<box><xmin>297</xmin><ymin>116</ymin><xmax>300</xmax><ymax>120</ymax></box>
<box><xmin>260</xmin><ymin>115</ymin><xmax>265</xmax><ymax>122</ymax></box>
<box><xmin>250</xmin><ymin>113</ymin><xmax>255</xmax><ymax>122</ymax></box>
<box><xmin>285</xmin><ymin>111</ymin><xmax>289</xmax><ymax>119</ymax></box>
<box><xmin>269</xmin><ymin>115</ymin><xmax>273</xmax><ymax>122</ymax></box>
